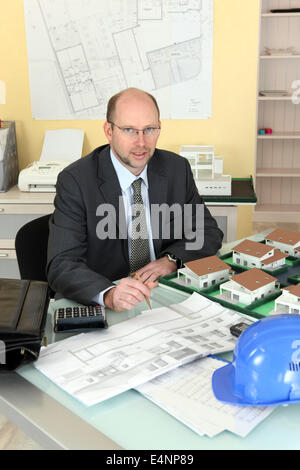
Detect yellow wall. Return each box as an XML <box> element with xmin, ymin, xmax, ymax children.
<box><xmin>0</xmin><ymin>0</ymin><xmax>260</xmax><ymax>239</ymax></box>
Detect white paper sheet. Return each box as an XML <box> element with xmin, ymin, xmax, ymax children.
<box><xmin>136</xmin><ymin>357</ymin><xmax>275</xmax><ymax>438</ymax></box>
<box><xmin>34</xmin><ymin>292</ymin><xmax>248</xmax><ymax>406</ymax></box>
<box><xmin>0</xmin><ymin>81</ymin><xmax>6</xmax><ymax>105</ymax></box>
<box><xmin>39</xmin><ymin>129</ymin><xmax>84</xmax><ymax>162</ymax></box>
<box><xmin>23</xmin><ymin>0</ymin><xmax>213</xmax><ymax>120</ymax></box>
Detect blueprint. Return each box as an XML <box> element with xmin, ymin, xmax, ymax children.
<box><xmin>34</xmin><ymin>292</ymin><xmax>246</xmax><ymax>406</ymax></box>
<box><xmin>137</xmin><ymin>357</ymin><xmax>274</xmax><ymax>438</ymax></box>
<box><xmin>23</xmin><ymin>0</ymin><xmax>213</xmax><ymax>119</ymax></box>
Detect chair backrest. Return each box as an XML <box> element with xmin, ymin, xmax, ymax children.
<box><xmin>15</xmin><ymin>214</ymin><xmax>51</xmax><ymax>283</ymax></box>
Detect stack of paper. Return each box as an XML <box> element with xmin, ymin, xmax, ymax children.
<box><xmin>136</xmin><ymin>357</ymin><xmax>274</xmax><ymax>437</ymax></box>
<box><xmin>34</xmin><ymin>292</ymin><xmax>246</xmax><ymax>406</ymax></box>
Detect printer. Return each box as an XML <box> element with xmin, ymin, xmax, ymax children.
<box><xmin>18</xmin><ymin>129</ymin><xmax>84</xmax><ymax>192</ymax></box>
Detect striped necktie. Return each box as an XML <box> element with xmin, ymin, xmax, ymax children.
<box><xmin>129</xmin><ymin>178</ymin><xmax>151</xmax><ymax>273</ymax></box>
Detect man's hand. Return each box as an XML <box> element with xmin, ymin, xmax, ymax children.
<box><xmin>135</xmin><ymin>256</ymin><xmax>177</xmax><ymax>284</ymax></box>
<box><xmin>103</xmin><ymin>277</ymin><xmax>156</xmax><ymax>312</ymax></box>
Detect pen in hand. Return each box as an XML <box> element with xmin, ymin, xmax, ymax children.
<box><xmin>135</xmin><ymin>273</ymin><xmax>152</xmax><ymax>310</ymax></box>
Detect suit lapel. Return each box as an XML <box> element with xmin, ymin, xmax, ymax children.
<box><xmin>96</xmin><ymin>146</ymin><xmax>128</xmax><ymax>260</ymax></box>
<box><xmin>147</xmin><ymin>152</ymin><xmax>168</xmax><ymax>257</ymax></box>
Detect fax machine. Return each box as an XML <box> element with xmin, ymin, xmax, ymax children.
<box><xmin>18</xmin><ymin>129</ymin><xmax>84</xmax><ymax>192</ymax></box>
<box><xmin>18</xmin><ymin>160</ymin><xmax>71</xmax><ymax>192</ymax></box>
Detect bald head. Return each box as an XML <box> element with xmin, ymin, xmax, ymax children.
<box><xmin>106</xmin><ymin>88</ymin><xmax>160</xmax><ymax>123</ymax></box>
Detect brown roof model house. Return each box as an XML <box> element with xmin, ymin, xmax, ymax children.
<box><xmin>275</xmin><ymin>283</ymin><xmax>300</xmax><ymax>314</ymax></box>
<box><xmin>220</xmin><ymin>268</ymin><xmax>280</xmax><ymax>305</ymax></box>
<box><xmin>265</xmin><ymin>229</ymin><xmax>300</xmax><ymax>258</ymax></box>
<box><xmin>178</xmin><ymin>255</ymin><xmax>232</xmax><ymax>290</ymax></box>
<box><xmin>232</xmin><ymin>239</ymin><xmax>287</xmax><ymax>271</ymax></box>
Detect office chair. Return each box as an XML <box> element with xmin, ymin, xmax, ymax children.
<box><xmin>15</xmin><ymin>214</ymin><xmax>51</xmax><ymax>285</ymax></box>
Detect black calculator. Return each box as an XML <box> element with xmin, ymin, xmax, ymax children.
<box><xmin>54</xmin><ymin>305</ymin><xmax>108</xmax><ymax>332</ymax></box>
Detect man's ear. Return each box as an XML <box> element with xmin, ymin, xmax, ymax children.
<box><xmin>157</xmin><ymin>120</ymin><xmax>161</xmax><ymax>136</ymax></box>
<box><xmin>103</xmin><ymin>121</ymin><xmax>113</xmax><ymax>142</ymax></box>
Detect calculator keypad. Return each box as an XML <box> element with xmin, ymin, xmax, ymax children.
<box><xmin>56</xmin><ymin>306</ymin><xmax>104</xmax><ymax>318</ymax></box>
<box><xmin>54</xmin><ymin>305</ymin><xmax>107</xmax><ymax>332</ymax></box>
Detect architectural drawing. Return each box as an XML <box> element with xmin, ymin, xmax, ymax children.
<box><xmin>35</xmin><ymin>292</ymin><xmax>241</xmax><ymax>406</ymax></box>
<box><xmin>23</xmin><ymin>0</ymin><xmax>213</xmax><ymax>119</ymax></box>
<box><xmin>147</xmin><ymin>38</ymin><xmax>202</xmax><ymax>89</ymax></box>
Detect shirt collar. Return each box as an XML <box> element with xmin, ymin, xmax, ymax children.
<box><xmin>110</xmin><ymin>149</ymin><xmax>149</xmax><ymax>191</ymax></box>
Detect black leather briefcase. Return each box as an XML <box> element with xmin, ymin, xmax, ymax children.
<box><xmin>0</xmin><ymin>279</ymin><xmax>50</xmax><ymax>370</ymax></box>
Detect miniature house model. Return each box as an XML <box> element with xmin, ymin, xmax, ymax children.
<box><xmin>232</xmin><ymin>239</ymin><xmax>287</xmax><ymax>271</ymax></box>
<box><xmin>178</xmin><ymin>255</ymin><xmax>232</xmax><ymax>290</ymax></box>
<box><xmin>265</xmin><ymin>229</ymin><xmax>300</xmax><ymax>258</ymax></box>
<box><xmin>274</xmin><ymin>283</ymin><xmax>300</xmax><ymax>315</ymax></box>
<box><xmin>179</xmin><ymin>145</ymin><xmax>231</xmax><ymax>196</ymax></box>
<box><xmin>220</xmin><ymin>268</ymin><xmax>280</xmax><ymax>305</ymax></box>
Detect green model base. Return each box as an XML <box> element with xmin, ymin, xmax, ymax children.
<box><xmin>159</xmin><ymin>273</ymin><xmax>284</xmax><ymax>321</ymax></box>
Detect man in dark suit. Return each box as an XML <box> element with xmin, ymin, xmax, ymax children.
<box><xmin>47</xmin><ymin>88</ymin><xmax>223</xmax><ymax>311</ymax></box>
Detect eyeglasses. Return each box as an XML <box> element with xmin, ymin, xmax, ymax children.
<box><xmin>108</xmin><ymin>122</ymin><xmax>160</xmax><ymax>139</ymax></box>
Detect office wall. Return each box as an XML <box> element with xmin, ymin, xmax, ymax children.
<box><xmin>0</xmin><ymin>0</ymin><xmax>260</xmax><ymax>239</ymax></box>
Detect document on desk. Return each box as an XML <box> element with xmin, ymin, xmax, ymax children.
<box><xmin>136</xmin><ymin>357</ymin><xmax>275</xmax><ymax>438</ymax></box>
<box><xmin>34</xmin><ymin>293</ymin><xmax>247</xmax><ymax>406</ymax></box>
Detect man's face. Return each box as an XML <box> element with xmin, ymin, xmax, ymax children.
<box><xmin>104</xmin><ymin>92</ymin><xmax>161</xmax><ymax>175</ymax></box>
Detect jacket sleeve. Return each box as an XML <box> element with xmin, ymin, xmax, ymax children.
<box><xmin>160</xmin><ymin>158</ymin><xmax>224</xmax><ymax>263</ymax></box>
<box><xmin>47</xmin><ymin>170</ymin><xmax>114</xmax><ymax>304</ymax></box>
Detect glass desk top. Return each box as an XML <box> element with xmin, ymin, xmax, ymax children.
<box><xmin>16</xmin><ymin>283</ymin><xmax>300</xmax><ymax>450</ymax></box>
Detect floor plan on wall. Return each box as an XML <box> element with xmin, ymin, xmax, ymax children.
<box><xmin>23</xmin><ymin>0</ymin><xmax>213</xmax><ymax>119</ymax></box>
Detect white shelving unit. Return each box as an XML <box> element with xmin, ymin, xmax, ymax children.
<box><xmin>253</xmin><ymin>0</ymin><xmax>300</xmax><ymax>223</ymax></box>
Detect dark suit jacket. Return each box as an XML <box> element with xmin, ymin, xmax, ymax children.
<box><xmin>47</xmin><ymin>144</ymin><xmax>223</xmax><ymax>304</ymax></box>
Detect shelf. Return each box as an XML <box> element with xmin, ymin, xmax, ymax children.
<box><xmin>256</xmin><ymin>168</ymin><xmax>300</xmax><ymax>177</ymax></box>
<box><xmin>255</xmin><ymin>2</ymin><xmax>300</xmax><ymax>221</ymax></box>
<box><xmin>256</xmin><ymin>204</ymin><xmax>300</xmax><ymax>212</ymax></box>
<box><xmin>253</xmin><ymin>204</ymin><xmax>300</xmax><ymax>223</ymax></box>
<box><xmin>262</xmin><ymin>13</ymin><xmax>300</xmax><ymax>17</ymax></box>
<box><xmin>257</xmin><ymin>132</ymin><xmax>300</xmax><ymax>139</ymax></box>
<box><xmin>260</xmin><ymin>55</ymin><xmax>300</xmax><ymax>59</ymax></box>
<box><xmin>258</xmin><ymin>95</ymin><xmax>293</xmax><ymax>101</ymax></box>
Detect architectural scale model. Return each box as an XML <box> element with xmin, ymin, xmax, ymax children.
<box><xmin>219</xmin><ymin>268</ymin><xmax>280</xmax><ymax>306</ymax></box>
<box><xmin>177</xmin><ymin>255</ymin><xmax>232</xmax><ymax>290</ymax></box>
<box><xmin>232</xmin><ymin>239</ymin><xmax>287</xmax><ymax>271</ymax></box>
<box><xmin>274</xmin><ymin>283</ymin><xmax>300</xmax><ymax>315</ymax></box>
<box><xmin>179</xmin><ymin>145</ymin><xmax>231</xmax><ymax>196</ymax></box>
<box><xmin>265</xmin><ymin>229</ymin><xmax>300</xmax><ymax>258</ymax></box>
